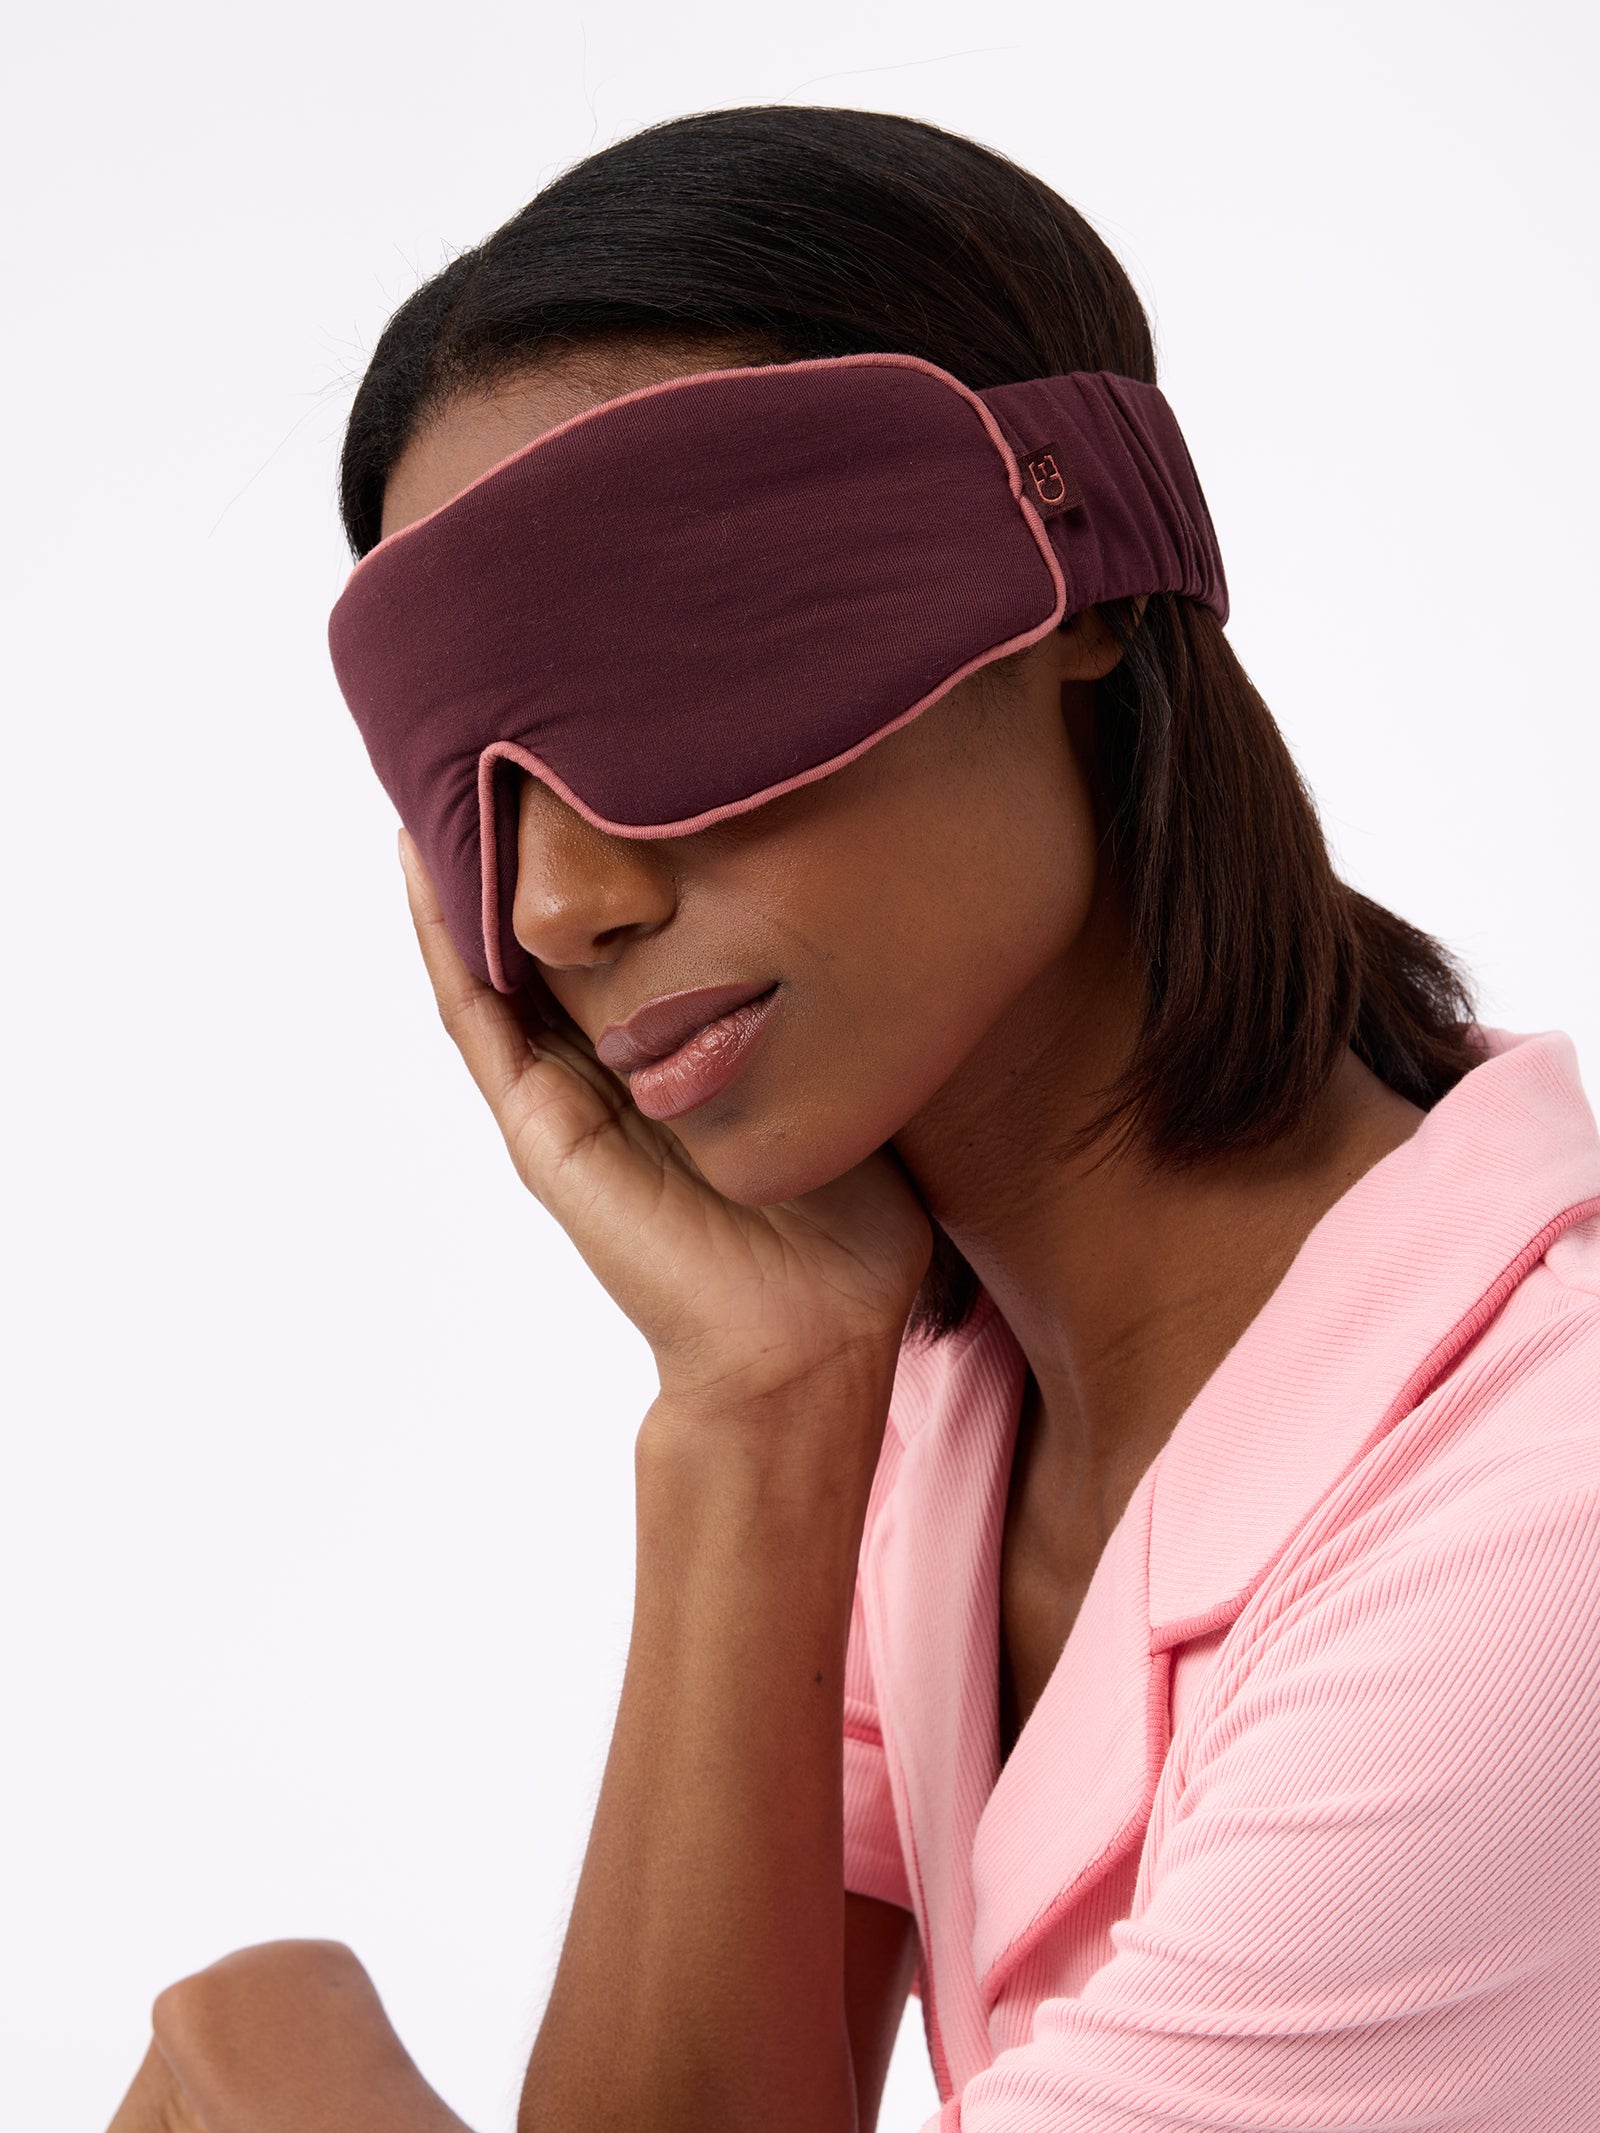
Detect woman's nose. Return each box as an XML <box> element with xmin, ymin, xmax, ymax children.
<box><xmin>509</xmin><ymin>772</ymin><xmax>676</xmax><ymax>969</ymax></box>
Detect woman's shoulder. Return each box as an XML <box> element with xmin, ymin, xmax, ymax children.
<box><xmin>1542</xmin><ymin>1197</ymin><xmax>1600</xmax><ymax>1307</ymax></box>
<box><xmin>1416</xmin><ymin>1203</ymin><xmax>1600</xmax><ymax>1485</ymax></box>
<box><xmin>1223</xmin><ymin>1229</ymin><xmax>1600</xmax><ymax>1683</ymax></box>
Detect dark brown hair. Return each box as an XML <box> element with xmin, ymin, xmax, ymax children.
<box><xmin>337</xmin><ymin>103</ymin><xmax>1480</xmax><ymax>1347</ymax></box>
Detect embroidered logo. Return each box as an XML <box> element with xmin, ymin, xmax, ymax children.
<box><xmin>1021</xmin><ymin>443</ymin><xmax>1082</xmax><ymax>521</ymax></box>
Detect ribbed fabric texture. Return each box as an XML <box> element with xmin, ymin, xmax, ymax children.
<box><xmin>843</xmin><ymin>1026</ymin><xmax>1600</xmax><ymax>2129</ymax></box>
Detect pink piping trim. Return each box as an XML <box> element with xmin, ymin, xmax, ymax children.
<box><xmin>342</xmin><ymin>348</ymin><xmax>1047</xmax><ymax>583</ymax></box>
<box><xmin>473</xmin><ymin>353</ymin><xmax>1069</xmax><ymax>991</ymax></box>
<box><xmin>1148</xmin><ymin>1189</ymin><xmax>1600</xmax><ymax>1653</ymax></box>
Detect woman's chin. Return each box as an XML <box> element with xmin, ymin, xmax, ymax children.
<box><xmin>675</xmin><ymin>1117</ymin><xmax>895</xmax><ymax>1213</ymax></box>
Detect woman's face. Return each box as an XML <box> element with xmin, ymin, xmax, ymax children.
<box><xmin>381</xmin><ymin>346</ymin><xmax>1125</xmax><ymax>1208</ymax></box>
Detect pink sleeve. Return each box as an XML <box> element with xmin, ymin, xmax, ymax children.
<box><xmin>843</xmin><ymin>1561</ymin><xmax>913</xmax><ymax>1914</ymax></box>
<box><xmin>929</xmin><ymin>1467</ymin><xmax>1600</xmax><ymax>2130</ymax></box>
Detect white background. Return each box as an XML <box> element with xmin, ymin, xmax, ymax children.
<box><xmin>4</xmin><ymin>3</ymin><xmax>1596</xmax><ymax>2127</ymax></box>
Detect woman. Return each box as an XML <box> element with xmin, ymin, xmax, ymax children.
<box><xmin>110</xmin><ymin>104</ymin><xmax>1600</xmax><ymax>2132</ymax></box>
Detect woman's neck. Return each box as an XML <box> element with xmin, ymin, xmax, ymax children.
<box><xmin>891</xmin><ymin>883</ymin><xmax>1428</xmax><ymax>1498</ymax></box>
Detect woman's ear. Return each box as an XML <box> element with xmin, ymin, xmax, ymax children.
<box><xmin>1054</xmin><ymin>604</ymin><xmax>1127</xmax><ymax>682</ymax></box>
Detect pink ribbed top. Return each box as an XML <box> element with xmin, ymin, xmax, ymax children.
<box><xmin>842</xmin><ymin>1025</ymin><xmax>1600</xmax><ymax>2129</ymax></box>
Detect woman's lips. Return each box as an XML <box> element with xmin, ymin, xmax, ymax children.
<box><xmin>625</xmin><ymin>986</ymin><xmax>781</xmax><ymax>1121</ymax></box>
<box><xmin>596</xmin><ymin>979</ymin><xmax>777</xmax><ymax>1074</ymax></box>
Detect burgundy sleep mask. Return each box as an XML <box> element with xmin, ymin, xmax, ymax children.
<box><xmin>327</xmin><ymin>351</ymin><xmax>1227</xmax><ymax>995</ymax></box>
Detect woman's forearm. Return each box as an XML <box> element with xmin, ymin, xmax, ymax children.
<box><xmin>519</xmin><ymin>1373</ymin><xmax>893</xmax><ymax>2133</ymax></box>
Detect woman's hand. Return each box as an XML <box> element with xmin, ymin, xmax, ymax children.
<box><xmin>106</xmin><ymin>1940</ymin><xmax>474</xmax><ymax>2133</ymax></box>
<box><xmin>106</xmin><ymin>2037</ymin><xmax>208</xmax><ymax>2132</ymax></box>
<box><xmin>397</xmin><ymin>829</ymin><xmax>933</xmax><ymax>1412</ymax></box>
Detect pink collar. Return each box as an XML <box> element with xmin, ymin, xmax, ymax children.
<box><xmin>1149</xmin><ymin>1024</ymin><xmax>1600</xmax><ymax>1636</ymax></box>
<box><xmin>865</xmin><ymin>1025</ymin><xmax>1600</xmax><ymax>2017</ymax></box>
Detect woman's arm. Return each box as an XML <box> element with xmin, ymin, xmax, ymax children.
<box><xmin>108</xmin><ymin>1893</ymin><xmax>918</xmax><ymax>2133</ymax></box>
<box><xmin>104</xmin><ymin>838</ymin><xmax>933</xmax><ymax>2133</ymax></box>
<box><xmin>519</xmin><ymin>1369</ymin><xmax>898</xmax><ymax>2133</ymax></box>
<box><xmin>101</xmin><ymin>1389</ymin><xmax>914</xmax><ymax>2133</ymax></box>
<box><xmin>379</xmin><ymin>827</ymin><xmax>934</xmax><ymax>2131</ymax></box>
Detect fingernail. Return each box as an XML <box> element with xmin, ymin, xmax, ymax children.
<box><xmin>397</xmin><ymin>827</ymin><xmax>413</xmax><ymax>873</ymax></box>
